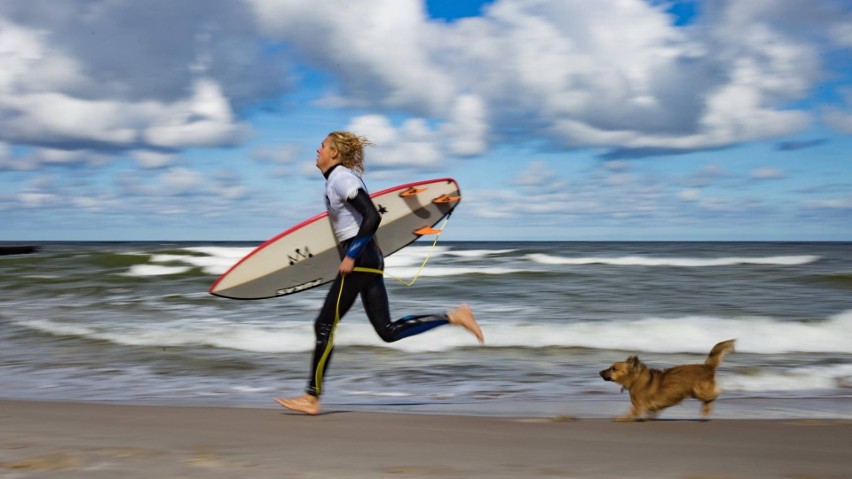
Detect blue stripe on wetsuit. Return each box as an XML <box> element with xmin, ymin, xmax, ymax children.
<box><xmin>390</xmin><ymin>315</ymin><xmax>450</xmax><ymax>340</ymax></box>
<box><xmin>345</xmin><ymin>233</ymin><xmax>374</xmax><ymax>258</ymax></box>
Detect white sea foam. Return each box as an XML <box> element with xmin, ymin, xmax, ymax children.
<box><xmin>384</xmin><ymin>266</ymin><xmax>523</xmax><ymax>279</ymax></box>
<box><xmin>119</xmin><ymin>245</ymin><xmax>527</xmax><ymax>278</ymax></box>
<box><xmin>379</xmin><ymin>245</ymin><xmax>513</xmax><ymax>264</ymax></box>
<box><xmin>15</xmin><ymin>318</ymin><xmax>316</xmax><ymax>352</ymax></box>
<box><xmin>13</xmin><ymin>311</ymin><xmax>852</xmax><ymax>397</ymax></box>
<box><xmin>117</xmin><ymin>247</ymin><xmax>255</xmax><ymax>277</ymax></box>
<box><xmin>182</xmin><ymin>246</ymin><xmax>255</xmax><ymax>275</ymax></box>
<box><xmin>124</xmin><ymin>264</ymin><xmax>191</xmax><ymax>276</ymax></box>
<box><xmin>183</xmin><ymin>246</ymin><xmax>256</xmax><ymax>260</ymax></box>
<box><xmin>483</xmin><ymin>311</ymin><xmax>852</xmax><ymax>354</ymax></box>
<box><xmin>526</xmin><ymin>254</ymin><xmax>822</xmax><ymax>267</ymax></box>
<box><xmin>128</xmin><ymin>245</ymin><xmax>824</xmax><ymax>280</ymax></box>
<box><xmin>232</xmin><ymin>385</ymin><xmax>275</xmax><ymax>393</ymax></box>
<box><xmin>344</xmin><ymin>390</ymin><xmax>413</xmax><ymax>397</ymax></box>
<box><xmin>16</xmin><ymin>310</ymin><xmax>852</xmax><ymax>355</ymax></box>
<box><xmin>722</xmin><ymin>363</ymin><xmax>852</xmax><ymax>393</ymax></box>
<box><xmin>445</xmin><ymin>248</ymin><xmax>517</xmax><ymax>258</ymax></box>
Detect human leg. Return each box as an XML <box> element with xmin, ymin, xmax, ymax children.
<box><xmin>359</xmin><ymin>269</ymin><xmax>484</xmax><ymax>343</ymax></box>
<box><xmin>275</xmin><ymin>273</ymin><xmax>361</xmax><ymax>414</ymax></box>
<box><xmin>360</xmin><ymin>274</ymin><xmax>451</xmax><ymax>342</ymax></box>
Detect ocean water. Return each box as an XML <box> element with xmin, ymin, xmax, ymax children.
<box><xmin>1</xmin><ymin>241</ymin><xmax>850</xmax><ymax>419</ymax></box>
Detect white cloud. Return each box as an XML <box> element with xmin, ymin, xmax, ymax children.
<box><xmin>143</xmin><ymin>79</ymin><xmax>249</xmax><ymax>148</ymax></box>
<box><xmin>0</xmin><ymin>2</ymin><xmax>279</xmax><ymax>153</ymax></box>
<box><xmin>469</xmin><ymin>159</ymin><xmax>685</xmax><ymax>224</ymax></box>
<box><xmin>159</xmin><ymin>167</ymin><xmax>203</xmax><ymax>196</ymax></box>
<box><xmin>0</xmin><ymin>146</ymin><xmax>112</xmax><ymax>171</ymax></box>
<box><xmin>604</xmin><ymin>161</ymin><xmax>631</xmax><ymax>172</ymax></box>
<box><xmin>1</xmin><ymin>60</ymin><xmax>249</xmax><ymax>149</ymax></box>
<box><xmin>17</xmin><ymin>191</ymin><xmax>56</xmax><ymax>208</ymax></box>
<box><xmin>807</xmin><ymin>197</ymin><xmax>852</xmax><ymax>210</ymax></box>
<box><xmin>693</xmin><ymin>195</ymin><xmax>743</xmax><ymax>212</ymax></box>
<box><xmin>348</xmin><ymin>115</ymin><xmax>398</xmax><ymax>146</ymax></box>
<box><xmin>212</xmin><ymin>184</ymin><xmax>249</xmax><ymax>201</ymax></box>
<box><xmin>823</xmin><ymin>109</ymin><xmax>852</xmax><ymax>133</ymax></box>
<box><xmin>443</xmin><ymin>94</ymin><xmax>488</xmax><ymax>157</ymax></box>
<box><xmin>605</xmin><ymin>173</ymin><xmax>635</xmax><ymax>186</ymax></box>
<box><xmin>512</xmin><ymin>161</ymin><xmax>559</xmax><ymax>188</ymax></box>
<box><xmin>251</xmin><ymin>144</ymin><xmax>301</xmax><ymax>165</ymax></box>
<box><xmin>678</xmin><ymin>188</ymin><xmax>702</xmax><ymax>202</ymax></box>
<box><xmin>682</xmin><ymin>164</ymin><xmax>732</xmax><ymax>188</ymax></box>
<box><xmin>248</xmin><ymin>0</ymin><xmax>842</xmax><ymax>155</ymax></box>
<box><xmin>0</xmin><ymin>142</ymin><xmax>11</xmax><ymax>169</ymax></box>
<box><xmin>72</xmin><ymin>194</ymin><xmax>116</xmax><ymax>213</ymax></box>
<box><xmin>347</xmin><ymin>115</ymin><xmax>443</xmax><ymax>170</ymax></box>
<box><xmin>830</xmin><ymin>21</ymin><xmax>852</xmax><ymax>47</ymax></box>
<box><xmin>35</xmin><ymin>148</ymin><xmax>110</xmax><ymax>167</ymax></box>
<box><xmin>2</xmin><ymin>92</ymin><xmax>139</xmax><ymax>145</ymax></box>
<box><xmin>131</xmin><ymin>151</ymin><xmax>175</xmax><ymax>169</ymax></box>
<box><xmin>298</xmin><ymin>162</ymin><xmax>319</xmax><ymax>178</ymax></box>
<box><xmin>751</xmin><ymin>167</ymin><xmax>785</xmax><ymax>180</ymax></box>
<box><xmin>822</xmin><ymin>88</ymin><xmax>852</xmax><ymax>133</ymax></box>
<box><xmin>247</xmin><ymin>0</ymin><xmax>455</xmax><ymax>114</ymax></box>
<box><xmin>3</xmin><ymin>0</ymin><xmax>846</xmax><ymax>162</ymax></box>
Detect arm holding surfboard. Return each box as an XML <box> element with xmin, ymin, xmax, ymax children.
<box><xmin>338</xmin><ymin>187</ymin><xmax>380</xmax><ymax>276</ymax></box>
<box><xmin>273</xmin><ymin>131</ymin><xmax>484</xmax><ymax>416</ymax></box>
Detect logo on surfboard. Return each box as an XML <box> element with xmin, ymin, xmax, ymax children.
<box><xmin>276</xmin><ymin>278</ymin><xmax>323</xmax><ymax>296</ymax></box>
<box><xmin>287</xmin><ymin>247</ymin><xmax>313</xmax><ymax>265</ymax></box>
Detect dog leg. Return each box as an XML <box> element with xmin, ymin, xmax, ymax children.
<box><xmin>615</xmin><ymin>405</ymin><xmax>642</xmax><ymax>422</ymax></box>
<box><xmin>695</xmin><ymin>382</ymin><xmax>720</xmax><ymax>418</ymax></box>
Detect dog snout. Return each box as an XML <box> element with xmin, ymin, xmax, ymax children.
<box><xmin>600</xmin><ymin>369</ymin><xmax>612</xmax><ymax>381</ymax></box>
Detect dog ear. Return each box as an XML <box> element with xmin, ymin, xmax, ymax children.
<box><xmin>627</xmin><ymin>355</ymin><xmax>641</xmax><ymax>369</ymax></box>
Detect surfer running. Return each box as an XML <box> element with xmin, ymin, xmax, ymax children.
<box><xmin>275</xmin><ymin>131</ymin><xmax>484</xmax><ymax>415</ymax></box>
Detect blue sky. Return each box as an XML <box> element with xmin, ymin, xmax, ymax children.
<box><xmin>1</xmin><ymin>0</ymin><xmax>850</xmax><ymax>242</ymax></box>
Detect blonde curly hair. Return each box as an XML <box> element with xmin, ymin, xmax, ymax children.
<box><xmin>327</xmin><ymin>131</ymin><xmax>374</xmax><ymax>175</ymax></box>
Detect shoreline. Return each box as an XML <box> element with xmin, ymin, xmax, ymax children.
<box><xmin>3</xmin><ymin>395</ymin><xmax>849</xmax><ymax>420</ymax></box>
<box><xmin>2</xmin><ymin>399</ymin><xmax>851</xmax><ymax>478</ymax></box>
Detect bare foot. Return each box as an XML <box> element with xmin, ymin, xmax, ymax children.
<box><xmin>448</xmin><ymin>303</ymin><xmax>484</xmax><ymax>344</ymax></box>
<box><xmin>274</xmin><ymin>394</ymin><xmax>320</xmax><ymax>415</ymax></box>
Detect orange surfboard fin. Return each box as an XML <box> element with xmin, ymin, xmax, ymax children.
<box><xmin>433</xmin><ymin>194</ymin><xmax>460</xmax><ymax>204</ymax></box>
<box><xmin>400</xmin><ymin>187</ymin><xmax>427</xmax><ymax>197</ymax></box>
<box><xmin>413</xmin><ymin>226</ymin><xmax>443</xmax><ymax>235</ymax></box>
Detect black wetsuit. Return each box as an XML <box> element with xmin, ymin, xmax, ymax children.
<box><xmin>305</xmin><ymin>168</ymin><xmax>450</xmax><ymax>397</ymax></box>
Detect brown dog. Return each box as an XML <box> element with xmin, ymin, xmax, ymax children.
<box><xmin>599</xmin><ymin>339</ymin><xmax>736</xmax><ymax>421</ymax></box>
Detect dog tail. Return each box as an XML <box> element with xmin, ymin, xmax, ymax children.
<box><xmin>705</xmin><ymin>339</ymin><xmax>736</xmax><ymax>369</ymax></box>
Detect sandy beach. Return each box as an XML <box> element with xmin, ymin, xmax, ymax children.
<box><xmin>1</xmin><ymin>400</ymin><xmax>850</xmax><ymax>479</ymax></box>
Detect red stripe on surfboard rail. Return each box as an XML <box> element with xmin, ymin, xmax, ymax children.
<box><xmin>208</xmin><ymin>178</ymin><xmax>460</xmax><ymax>294</ymax></box>
<box><xmin>370</xmin><ymin>177</ymin><xmax>458</xmax><ymax>198</ymax></box>
<box><xmin>207</xmin><ymin>209</ymin><xmax>330</xmax><ymax>294</ymax></box>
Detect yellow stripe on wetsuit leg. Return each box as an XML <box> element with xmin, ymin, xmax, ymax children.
<box><xmin>313</xmin><ymin>268</ymin><xmax>382</xmax><ymax>395</ymax></box>
<box><xmin>313</xmin><ymin>276</ymin><xmax>342</xmax><ymax>395</ymax></box>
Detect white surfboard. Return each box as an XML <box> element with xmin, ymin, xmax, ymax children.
<box><xmin>209</xmin><ymin>178</ymin><xmax>461</xmax><ymax>299</ymax></box>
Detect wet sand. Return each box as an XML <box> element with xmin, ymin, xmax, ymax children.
<box><xmin>1</xmin><ymin>399</ymin><xmax>850</xmax><ymax>478</ymax></box>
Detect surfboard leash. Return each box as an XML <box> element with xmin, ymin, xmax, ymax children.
<box><xmin>351</xmin><ymin>213</ymin><xmax>451</xmax><ymax>286</ymax></box>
